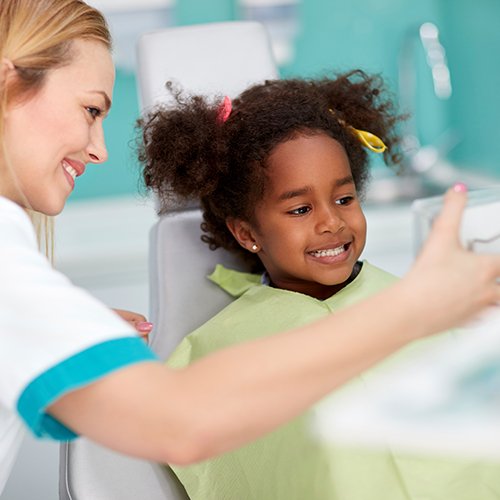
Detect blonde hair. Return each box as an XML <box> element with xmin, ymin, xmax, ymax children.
<box><xmin>0</xmin><ymin>0</ymin><xmax>111</xmax><ymax>257</ymax></box>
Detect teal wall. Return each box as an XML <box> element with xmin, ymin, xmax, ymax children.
<box><xmin>288</xmin><ymin>0</ymin><xmax>448</xmax><ymax>169</ymax></box>
<box><xmin>440</xmin><ymin>0</ymin><xmax>500</xmax><ymax>175</ymax></box>
<box><xmin>176</xmin><ymin>0</ymin><xmax>234</xmax><ymax>24</ymax></box>
<box><xmin>70</xmin><ymin>0</ymin><xmax>500</xmax><ymax>201</ymax></box>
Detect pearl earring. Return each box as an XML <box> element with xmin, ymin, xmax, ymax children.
<box><xmin>251</xmin><ymin>244</ymin><xmax>258</xmax><ymax>252</ymax></box>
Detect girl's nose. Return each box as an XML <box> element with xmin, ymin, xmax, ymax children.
<box><xmin>315</xmin><ymin>206</ymin><xmax>345</xmax><ymax>234</ymax></box>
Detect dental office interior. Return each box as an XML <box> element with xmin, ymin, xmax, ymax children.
<box><xmin>3</xmin><ymin>0</ymin><xmax>500</xmax><ymax>498</ymax></box>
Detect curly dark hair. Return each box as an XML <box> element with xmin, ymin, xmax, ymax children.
<box><xmin>138</xmin><ymin>70</ymin><xmax>403</xmax><ymax>271</ymax></box>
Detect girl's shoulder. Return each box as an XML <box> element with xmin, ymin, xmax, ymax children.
<box><xmin>322</xmin><ymin>261</ymin><xmax>399</xmax><ymax>311</ymax></box>
<box><xmin>360</xmin><ymin>260</ymin><xmax>399</xmax><ymax>286</ymax></box>
<box><xmin>208</xmin><ymin>264</ymin><xmax>262</xmax><ymax>298</ymax></box>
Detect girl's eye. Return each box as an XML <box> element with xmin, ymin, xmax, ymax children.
<box><xmin>86</xmin><ymin>107</ymin><xmax>102</xmax><ymax>119</ymax></box>
<box><xmin>288</xmin><ymin>206</ymin><xmax>311</xmax><ymax>216</ymax></box>
<box><xmin>336</xmin><ymin>196</ymin><xmax>354</xmax><ymax>206</ymax></box>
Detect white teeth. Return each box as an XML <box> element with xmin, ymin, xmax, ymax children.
<box><xmin>309</xmin><ymin>245</ymin><xmax>346</xmax><ymax>258</ymax></box>
<box><xmin>62</xmin><ymin>162</ymin><xmax>77</xmax><ymax>180</ymax></box>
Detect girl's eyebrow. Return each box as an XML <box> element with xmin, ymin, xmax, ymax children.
<box><xmin>277</xmin><ymin>175</ymin><xmax>355</xmax><ymax>202</ymax></box>
<box><xmin>277</xmin><ymin>186</ymin><xmax>312</xmax><ymax>201</ymax></box>
<box><xmin>336</xmin><ymin>175</ymin><xmax>355</xmax><ymax>187</ymax></box>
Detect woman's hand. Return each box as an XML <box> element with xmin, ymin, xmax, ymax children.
<box><xmin>113</xmin><ymin>309</ymin><xmax>153</xmax><ymax>342</ymax></box>
<box><xmin>402</xmin><ymin>183</ymin><xmax>500</xmax><ymax>335</ymax></box>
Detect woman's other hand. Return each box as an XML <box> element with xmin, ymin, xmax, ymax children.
<box><xmin>113</xmin><ymin>309</ymin><xmax>153</xmax><ymax>342</ymax></box>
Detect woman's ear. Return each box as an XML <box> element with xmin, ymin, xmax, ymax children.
<box><xmin>1</xmin><ymin>58</ymin><xmax>16</xmax><ymax>83</ymax></box>
<box><xmin>226</xmin><ymin>218</ymin><xmax>261</xmax><ymax>253</ymax></box>
<box><xmin>1</xmin><ymin>59</ymin><xmax>16</xmax><ymax>115</ymax></box>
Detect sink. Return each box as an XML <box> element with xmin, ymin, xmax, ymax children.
<box><xmin>364</xmin><ymin>157</ymin><xmax>500</xmax><ymax>206</ymax></box>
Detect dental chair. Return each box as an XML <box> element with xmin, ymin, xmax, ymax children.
<box><xmin>59</xmin><ymin>21</ymin><xmax>278</xmax><ymax>500</ymax></box>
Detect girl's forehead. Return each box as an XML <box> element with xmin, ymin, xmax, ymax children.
<box><xmin>267</xmin><ymin>134</ymin><xmax>349</xmax><ymax>173</ymax></box>
<box><xmin>263</xmin><ymin>134</ymin><xmax>353</xmax><ymax>198</ymax></box>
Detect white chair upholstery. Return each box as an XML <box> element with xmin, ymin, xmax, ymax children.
<box><xmin>148</xmin><ymin>210</ymin><xmax>254</xmax><ymax>360</ymax></box>
<box><xmin>137</xmin><ymin>21</ymin><xmax>278</xmax><ymax>112</ymax></box>
<box><xmin>59</xmin><ymin>21</ymin><xmax>278</xmax><ymax>500</ymax></box>
<box><xmin>59</xmin><ymin>441</ymin><xmax>188</xmax><ymax>500</ymax></box>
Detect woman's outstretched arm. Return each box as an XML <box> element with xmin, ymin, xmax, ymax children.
<box><xmin>49</xmin><ymin>186</ymin><xmax>500</xmax><ymax>465</ymax></box>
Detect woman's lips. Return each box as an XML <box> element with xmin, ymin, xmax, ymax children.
<box><xmin>62</xmin><ymin>159</ymin><xmax>85</xmax><ymax>189</ymax></box>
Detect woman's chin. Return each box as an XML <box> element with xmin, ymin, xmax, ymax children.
<box><xmin>26</xmin><ymin>198</ymin><xmax>66</xmax><ymax>216</ymax></box>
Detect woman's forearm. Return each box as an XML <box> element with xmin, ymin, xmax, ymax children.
<box><xmin>50</xmin><ymin>279</ymin><xmax>419</xmax><ymax>465</ymax></box>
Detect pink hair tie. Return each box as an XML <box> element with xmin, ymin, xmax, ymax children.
<box><xmin>217</xmin><ymin>95</ymin><xmax>232</xmax><ymax>123</ymax></box>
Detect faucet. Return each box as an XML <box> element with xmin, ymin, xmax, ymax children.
<box><xmin>398</xmin><ymin>22</ymin><xmax>454</xmax><ymax>174</ymax></box>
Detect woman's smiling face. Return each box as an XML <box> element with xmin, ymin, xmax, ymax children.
<box><xmin>234</xmin><ymin>132</ymin><xmax>367</xmax><ymax>300</ymax></box>
<box><xmin>2</xmin><ymin>39</ymin><xmax>114</xmax><ymax>215</ymax></box>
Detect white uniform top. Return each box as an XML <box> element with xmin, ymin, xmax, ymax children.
<box><xmin>0</xmin><ymin>196</ymin><xmax>157</xmax><ymax>493</ymax></box>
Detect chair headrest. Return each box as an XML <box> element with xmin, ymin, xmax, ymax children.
<box><xmin>136</xmin><ymin>21</ymin><xmax>279</xmax><ymax>214</ymax></box>
<box><xmin>137</xmin><ymin>21</ymin><xmax>279</xmax><ymax>113</ymax></box>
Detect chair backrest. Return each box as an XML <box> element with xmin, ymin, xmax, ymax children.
<box><xmin>59</xmin><ymin>21</ymin><xmax>278</xmax><ymax>500</ymax></box>
<box><xmin>59</xmin><ymin>441</ymin><xmax>189</xmax><ymax>500</ymax></box>
<box><xmin>148</xmin><ymin>210</ymin><xmax>254</xmax><ymax>360</ymax></box>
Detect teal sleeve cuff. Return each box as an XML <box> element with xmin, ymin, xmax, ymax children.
<box><xmin>17</xmin><ymin>337</ymin><xmax>157</xmax><ymax>440</ymax></box>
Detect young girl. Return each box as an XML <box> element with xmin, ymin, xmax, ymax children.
<box><xmin>139</xmin><ymin>72</ymin><xmax>500</xmax><ymax>500</ymax></box>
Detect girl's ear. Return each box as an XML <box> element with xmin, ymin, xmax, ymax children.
<box><xmin>226</xmin><ymin>218</ymin><xmax>260</xmax><ymax>253</ymax></box>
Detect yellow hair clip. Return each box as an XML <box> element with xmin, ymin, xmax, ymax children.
<box><xmin>347</xmin><ymin>126</ymin><xmax>387</xmax><ymax>153</ymax></box>
<box><xmin>328</xmin><ymin>108</ymin><xmax>387</xmax><ymax>154</ymax></box>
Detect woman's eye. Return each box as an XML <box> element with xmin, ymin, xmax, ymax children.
<box><xmin>86</xmin><ymin>107</ymin><xmax>102</xmax><ymax>119</ymax></box>
<box><xmin>336</xmin><ymin>196</ymin><xmax>354</xmax><ymax>206</ymax></box>
<box><xmin>288</xmin><ymin>206</ymin><xmax>311</xmax><ymax>215</ymax></box>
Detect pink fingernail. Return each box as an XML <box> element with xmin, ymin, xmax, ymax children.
<box><xmin>137</xmin><ymin>321</ymin><xmax>153</xmax><ymax>331</ymax></box>
<box><xmin>453</xmin><ymin>182</ymin><xmax>467</xmax><ymax>193</ymax></box>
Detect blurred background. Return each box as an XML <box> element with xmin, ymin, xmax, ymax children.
<box><xmin>2</xmin><ymin>1</ymin><xmax>499</xmax><ymax>498</ymax></box>
<box><xmin>70</xmin><ymin>0</ymin><xmax>500</xmax><ymax>203</ymax></box>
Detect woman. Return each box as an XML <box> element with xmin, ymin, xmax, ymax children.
<box><xmin>0</xmin><ymin>0</ymin><xmax>499</xmax><ymax>494</ymax></box>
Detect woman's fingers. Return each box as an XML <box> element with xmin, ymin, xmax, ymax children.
<box><xmin>113</xmin><ymin>308</ymin><xmax>153</xmax><ymax>342</ymax></box>
<box><xmin>113</xmin><ymin>308</ymin><xmax>147</xmax><ymax>323</ymax></box>
<box><xmin>427</xmin><ymin>183</ymin><xmax>468</xmax><ymax>248</ymax></box>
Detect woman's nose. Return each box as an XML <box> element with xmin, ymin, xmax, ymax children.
<box><xmin>86</xmin><ymin>124</ymin><xmax>108</xmax><ymax>164</ymax></box>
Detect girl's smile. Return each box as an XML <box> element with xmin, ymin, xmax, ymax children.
<box><xmin>306</xmin><ymin>241</ymin><xmax>353</xmax><ymax>263</ymax></box>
